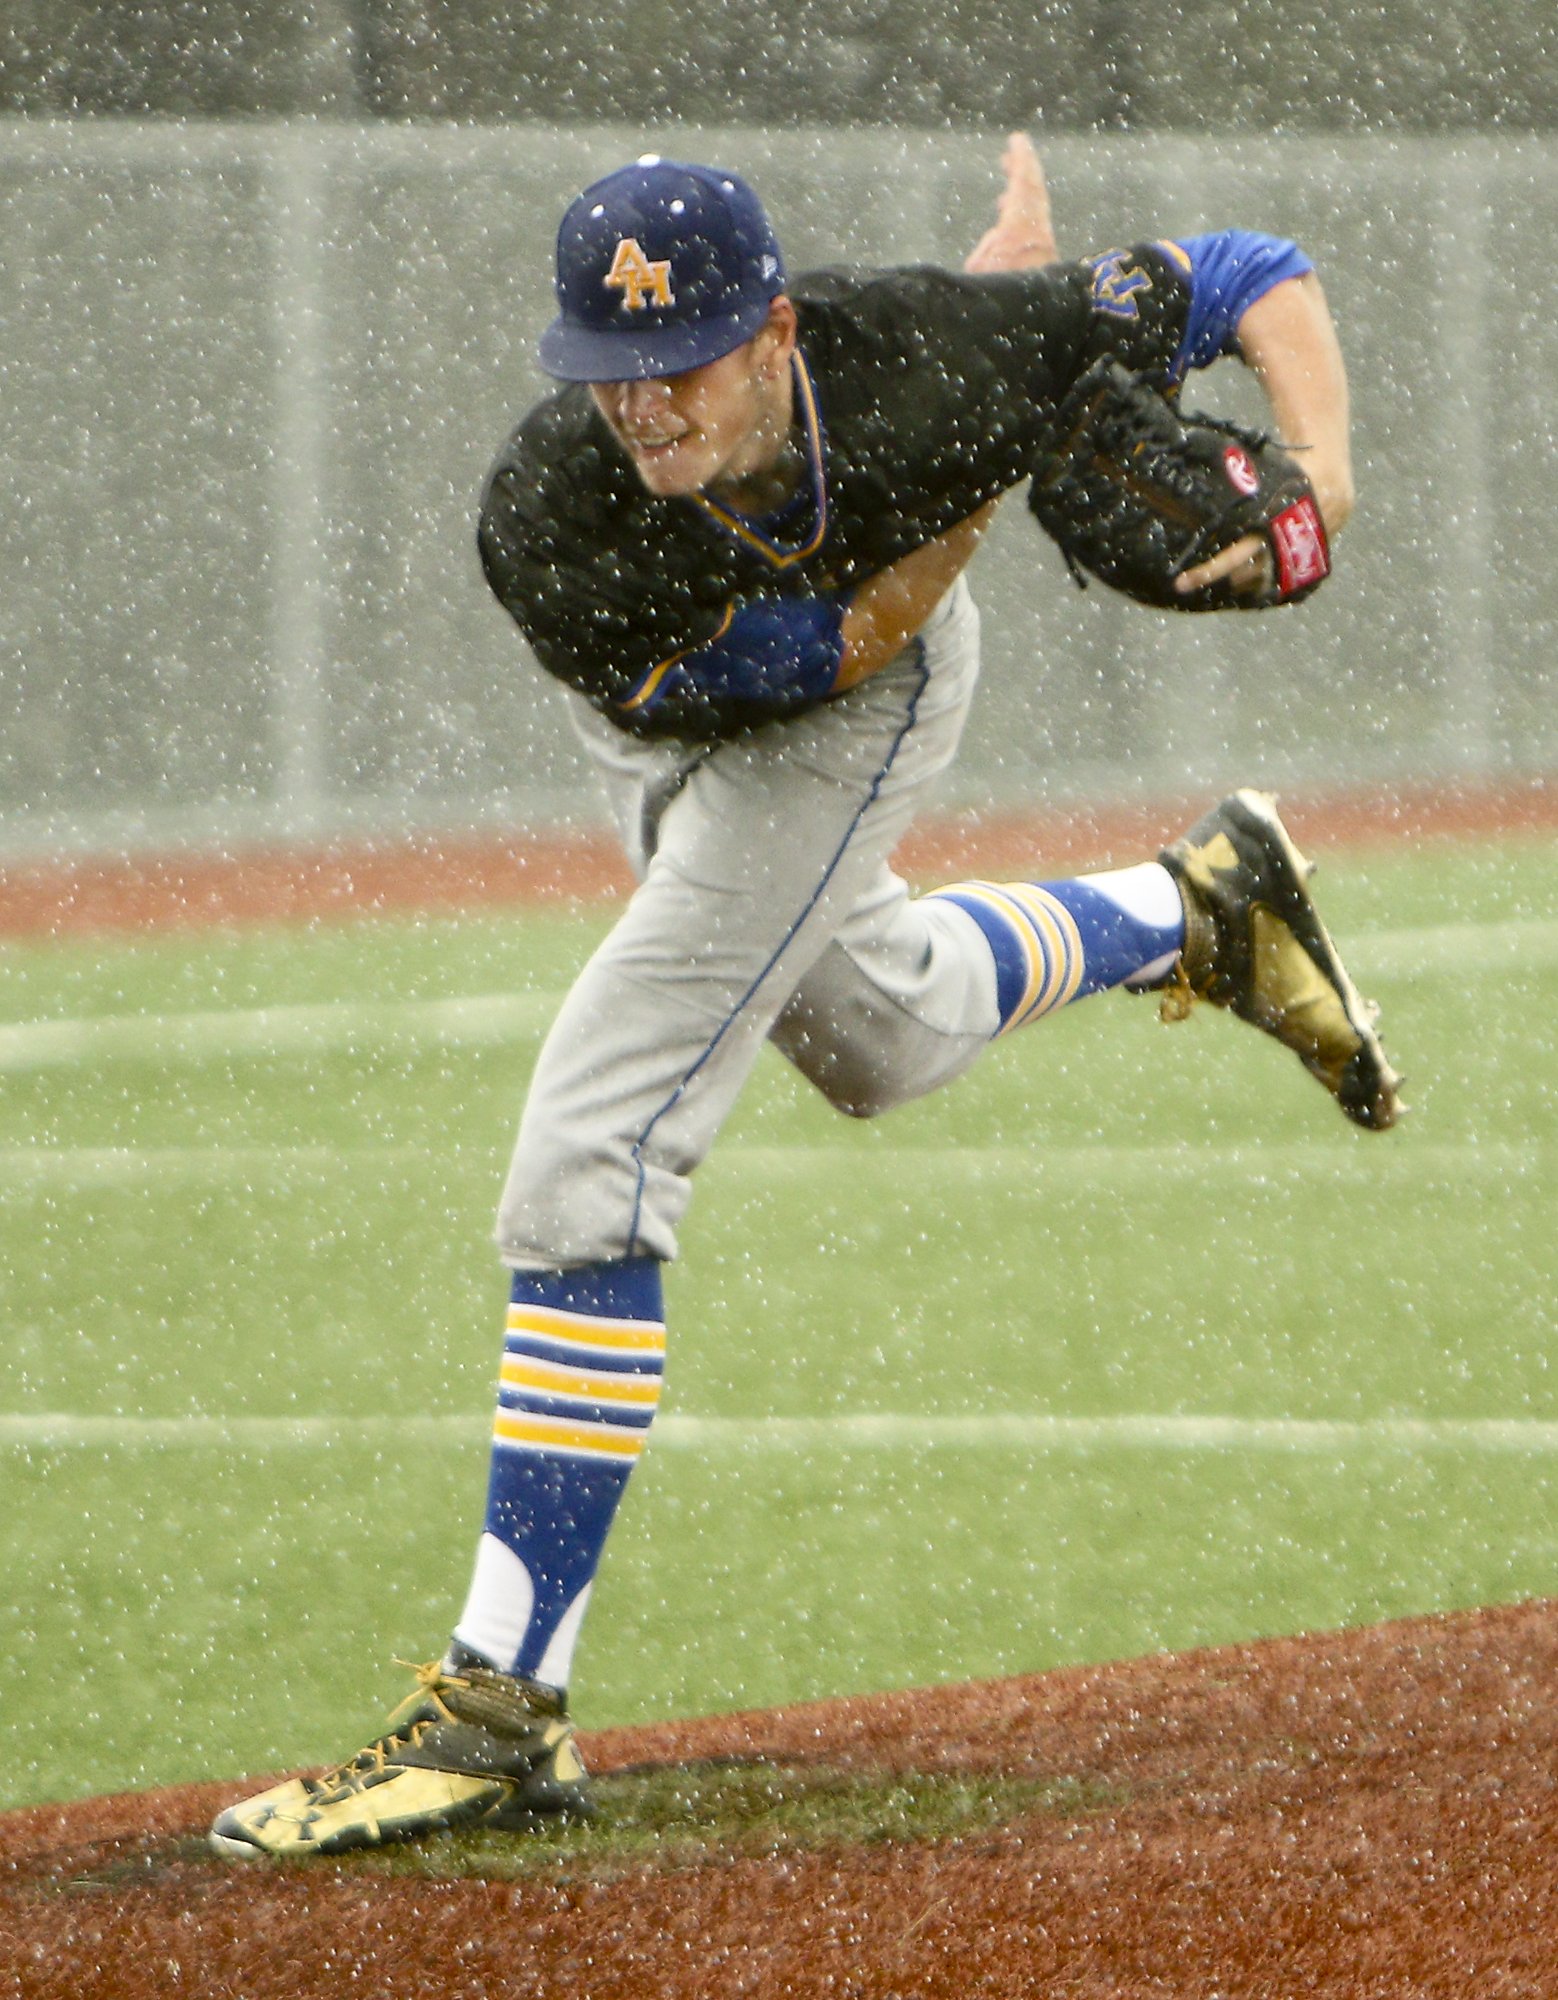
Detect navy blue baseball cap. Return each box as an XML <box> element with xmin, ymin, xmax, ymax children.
<box><xmin>539</xmin><ymin>156</ymin><xmax>787</xmax><ymax>382</ymax></box>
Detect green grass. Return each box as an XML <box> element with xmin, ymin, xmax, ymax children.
<box><xmin>64</xmin><ymin>1763</ymin><xmax>1119</xmax><ymax>1890</ymax></box>
<box><xmin>2</xmin><ymin>834</ymin><xmax>1555</xmax><ymax>1811</ymax></box>
<box><xmin>358</xmin><ymin>1763</ymin><xmax>1118</xmax><ymax>1882</ymax></box>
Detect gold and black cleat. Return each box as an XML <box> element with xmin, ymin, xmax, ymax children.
<box><xmin>210</xmin><ymin>1654</ymin><xmax>595</xmax><ymax>1859</ymax></box>
<box><xmin>1158</xmin><ymin>788</ymin><xmax>1402</xmax><ymax>1131</ymax></box>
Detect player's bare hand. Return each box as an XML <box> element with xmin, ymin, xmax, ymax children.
<box><xmin>965</xmin><ymin>133</ymin><xmax>1059</xmax><ymax>273</ymax></box>
<box><xmin>1174</xmin><ymin>533</ymin><xmax>1272</xmax><ymax>598</ymax></box>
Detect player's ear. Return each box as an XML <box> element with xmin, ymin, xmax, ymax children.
<box><xmin>755</xmin><ymin>295</ymin><xmax>798</xmax><ymax>378</ymax></box>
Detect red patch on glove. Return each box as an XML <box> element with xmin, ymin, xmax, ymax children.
<box><xmin>1269</xmin><ymin>494</ymin><xmax>1330</xmax><ymax>598</ymax></box>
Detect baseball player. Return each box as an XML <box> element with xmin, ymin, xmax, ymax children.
<box><xmin>212</xmin><ymin>136</ymin><xmax>1398</xmax><ymax>1859</ymax></box>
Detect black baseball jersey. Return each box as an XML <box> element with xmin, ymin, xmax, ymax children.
<box><xmin>479</xmin><ymin>243</ymin><xmax>1197</xmax><ymax>742</ymax></box>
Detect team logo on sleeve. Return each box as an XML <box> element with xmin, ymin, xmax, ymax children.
<box><xmin>1086</xmin><ymin>249</ymin><xmax>1153</xmax><ymax>319</ymax></box>
<box><xmin>605</xmin><ymin>237</ymin><xmax>675</xmax><ymax>311</ymax></box>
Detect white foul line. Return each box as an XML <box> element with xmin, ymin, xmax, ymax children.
<box><xmin>1</xmin><ymin>1411</ymin><xmax>1557</xmax><ymax>1454</ymax></box>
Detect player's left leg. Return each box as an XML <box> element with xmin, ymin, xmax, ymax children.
<box><xmin>211</xmin><ymin>589</ymin><xmax>987</xmax><ymax>1861</ymax></box>
<box><xmin>210</xmin><ymin>1262</ymin><xmax>644</xmax><ymax>1859</ymax></box>
<box><xmin>209</xmin><ymin>1656</ymin><xmax>595</xmax><ymax>1858</ymax></box>
<box><xmin>447</xmin><ymin>625</ymin><xmax>978</xmax><ymax>1689</ymax></box>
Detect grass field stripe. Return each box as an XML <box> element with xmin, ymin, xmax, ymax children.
<box><xmin>2</xmin><ymin>913</ymin><xmax>1554</xmax><ymax>1074</ymax></box>
<box><xmin>7</xmin><ymin>1412</ymin><xmax>1558</xmax><ymax>1452</ymax></box>
<box><xmin>0</xmin><ymin>990</ymin><xmax>566</xmax><ymax>1071</ymax></box>
<box><xmin>0</xmin><ymin>1143</ymin><xmax>440</xmax><ymax>1185</ymax></box>
<box><xmin>665</xmin><ymin>1414</ymin><xmax>1558</xmax><ymax>1452</ymax></box>
<box><xmin>1360</xmin><ymin>915</ymin><xmax>1558</xmax><ymax>977</ymax></box>
<box><xmin>0</xmin><ymin>1138</ymin><xmax>1547</xmax><ymax>1189</ymax></box>
<box><xmin>703</xmin><ymin>1141</ymin><xmax>1552</xmax><ymax>1180</ymax></box>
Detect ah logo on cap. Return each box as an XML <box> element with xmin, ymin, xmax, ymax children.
<box><xmin>605</xmin><ymin>238</ymin><xmax>675</xmax><ymax>312</ymax></box>
<box><xmin>540</xmin><ymin>156</ymin><xmax>787</xmax><ymax>382</ymax></box>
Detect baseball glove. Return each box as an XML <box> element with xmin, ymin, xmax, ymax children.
<box><xmin>1026</xmin><ymin>358</ymin><xmax>1331</xmax><ymax>611</ymax></box>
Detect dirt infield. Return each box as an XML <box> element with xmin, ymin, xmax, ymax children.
<box><xmin>4</xmin><ymin>1600</ymin><xmax>1556</xmax><ymax>1999</ymax></box>
<box><xmin>3</xmin><ymin>778</ymin><xmax>1553</xmax><ymax>937</ymax></box>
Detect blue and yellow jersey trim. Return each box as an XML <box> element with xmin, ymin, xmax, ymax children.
<box><xmin>617</xmin><ymin>600</ymin><xmax>736</xmax><ymax>715</ymax></box>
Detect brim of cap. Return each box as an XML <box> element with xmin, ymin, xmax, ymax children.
<box><xmin>537</xmin><ymin>299</ymin><xmax>772</xmax><ymax>382</ymax></box>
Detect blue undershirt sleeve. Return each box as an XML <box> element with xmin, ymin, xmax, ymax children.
<box><xmin>641</xmin><ymin>592</ymin><xmax>848</xmax><ymax>720</ymax></box>
<box><xmin>1169</xmin><ymin>230</ymin><xmax>1314</xmax><ymax>381</ymax></box>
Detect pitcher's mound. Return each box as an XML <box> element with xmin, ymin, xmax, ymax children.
<box><xmin>5</xmin><ymin>1599</ymin><xmax>1556</xmax><ymax>1998</ymax></box>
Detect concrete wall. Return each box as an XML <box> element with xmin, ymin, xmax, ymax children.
<box><xmin>6</xmin><ymin>1</ymin><xmax>1554</xmax><ymax>130</ymax></box>
<box><xmin>2</xmin><ymin>122</ymin><xmax>1553</xmax><ymax>858</ymax></box>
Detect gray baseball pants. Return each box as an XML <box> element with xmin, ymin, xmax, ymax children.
<box><xmin>496</xmin><ymin>578</ymin><xmax>1001</xmax><ymax>1269</ymax></box>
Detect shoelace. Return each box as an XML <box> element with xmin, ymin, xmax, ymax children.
<box><xmin>301</xmin><ymin>1660</ymin><xmax>469</xmax><ymax>1801</ymax></box>
<box><xmin>393</xmin><ymin>1655</ymin><xmax>467</xmax><ymax>1696</ymax></box>
<box><xmin>1156</xmin><ymin>958</ymin><xmax>1197</xmax><ymax>1024</ymax></box>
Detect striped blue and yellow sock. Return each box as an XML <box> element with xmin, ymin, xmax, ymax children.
<box><xmin>453</xmin><ymin>1257</ymin><xmax>665</xmax><ymax>1690</ymax></box>
<box><xmin>927</xmin><ymin>862</ymin><xmax>1185</xmax><ymax>1034</ymax></box>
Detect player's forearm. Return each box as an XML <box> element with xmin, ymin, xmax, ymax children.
<box><xmin>833</xmin><ymin>504</ymin><xmax>998</xmax><ymax>692</ymax></box>
<box><xmin>1237</xmin><ymin>273</ymin><xmax>1355</xmax><ymax>536</ymax></box>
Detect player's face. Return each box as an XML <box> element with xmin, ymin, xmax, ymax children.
<box><xmin>589</xmin><ymin>303</ymin><xmax>797</xmax><ymax>501</ymax></box>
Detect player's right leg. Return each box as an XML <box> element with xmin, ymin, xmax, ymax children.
<box><xmin>772</xmin><ymin>790</ymin><xmax>1399</xmax><ymax>1132</ymax></box>
<box><xmin>772</xmin><ymin>857</ymin><xmax>1187</xmax><ymax>1115</ymax></box>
